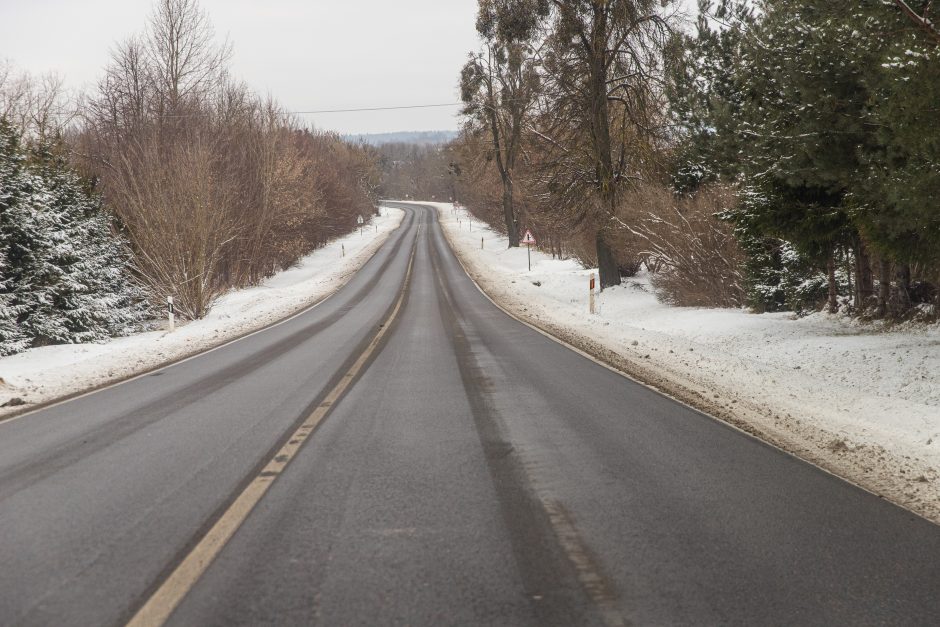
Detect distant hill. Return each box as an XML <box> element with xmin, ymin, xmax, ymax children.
<box><xmin>345</xmin><ymin>130</ymin><xmax>458</xmax><ymax>146</ymax></box>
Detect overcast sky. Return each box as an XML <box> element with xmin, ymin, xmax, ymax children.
<box><xmin>0</xmin><ymin>0</ymin><xmax>480</xmax><ymax>134</ymax></box>
<box><xmin>1</xmin><ymin>0</ymin><xmax>696</xmax><ymax>135</ymax></box>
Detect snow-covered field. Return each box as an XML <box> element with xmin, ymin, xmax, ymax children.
<box><xmin>428</xmin><ymin>201</ymin><xmax>940</xmax><ymax>522</ymax></box>
<box><xmin>0</xmin><ymin>208</ymin><xmax>404</xmax><ymax>418</ymax></box>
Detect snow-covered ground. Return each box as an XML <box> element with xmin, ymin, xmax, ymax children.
<box><xmin>428</xmin><ymin>201</ymin><xmax>940</xmax><ymax>522</ymax></box>
<box><xmin>0</xmin><ymin>208</ymin><xmax>404</xmax><ymax>418</ymax></box>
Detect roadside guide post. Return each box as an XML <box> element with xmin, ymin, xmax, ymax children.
<box><xmin>521</xmin><ymin>229</ymin><xmax>536</xmax><ymax>272</ymax></box>
<box><xmin>357</xmin><ymin>214</ymin><xmax>364</xmax><ymax>236</ymax></box>
<box><xmin>589</xmin><ymin>273</ymin><xmax>596</xmax><ymax>314</ymax></box>
<box><xmin>167</xmin><ymin>296</ymin><xmax>175</xmax><ymax>332</ymax></box>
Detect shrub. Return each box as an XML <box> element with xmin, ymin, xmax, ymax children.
<box><xmin>621</xmin><ymin>185</ymin><xmax>746</xmax><ymax>308</ymax></box>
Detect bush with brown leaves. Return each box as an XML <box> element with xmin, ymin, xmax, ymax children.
<box><xmin>617</xmin><ymin>185</ymin><xmax>746</xmax><ymax>308</ymax></box>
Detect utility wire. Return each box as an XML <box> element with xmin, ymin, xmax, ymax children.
<box><xmin>290</xmin><ymin>102</ymin><xmax>463</xmax><ymax>114</ymax></box>
<box><xmin>46</xmin><ymin>101</ymin><xmax>465</xmax><ymax>118</ymax></box>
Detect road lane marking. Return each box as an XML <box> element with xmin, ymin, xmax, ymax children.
<box><xmin>542</xmin><ymin>499</ymin><xmax>628</xmax><ymax>627</ymax></box>
<box><xmin>126</xmin><ymin>233</ymin><xmax>418</xmax><ymax>627</ymax></box>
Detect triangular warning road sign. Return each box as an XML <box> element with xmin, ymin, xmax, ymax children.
<box><xmin>521</xmin><ymin>229</ymin><xmax>536</xmax><ymax>245</ymax></box>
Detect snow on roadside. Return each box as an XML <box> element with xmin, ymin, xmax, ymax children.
<box><xmin>424</xmin><ymin>201</ymin><xmax>940</xmax><ymax>521</ymax></box>
<box><xmin>0</xmin><ymin>208</ymin><xmax>404</xmax><ymax>417</ymax></box>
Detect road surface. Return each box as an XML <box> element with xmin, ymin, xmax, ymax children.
<box><xmin>2</xmin><ymin>203</ymin><xmax>939</xmax><ymax>626</ymax></box>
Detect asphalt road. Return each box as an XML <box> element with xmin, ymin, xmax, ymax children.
<box><xmin>2</xmin><ymin>203</ymin><xmax>939</xmax><ymax>626</ymax></box>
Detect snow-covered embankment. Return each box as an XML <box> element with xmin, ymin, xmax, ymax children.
<box><xmin>0</xmin><ymin>208</ymin><xmax>404</xmax><ymax>418</ymax></box>
<box><xmin>429</xmin><ymin>201</ymin><xmax>940</xmax><ymax>523</ymax></box>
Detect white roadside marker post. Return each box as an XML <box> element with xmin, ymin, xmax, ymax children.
<box><xmin>358</xmin><ymin>214</ymin><xmax>364</xmax><ymax>236</ymax></box>
<box><xmin>342</xmin><ymin>244</ymin><xmax>345</xmax><ymax>258</ymax></box>
<box><xmin>481</xmin><ymin>237</ymin><xmax>484</xmax><ymax>250</ymax></box>
<box><xmin>167</xmin><ymin>296</ymin><xmax>175</xmax><ymax>332</ymax></box>
<box><xmin>589</xmin><ymin>273</ymin><xmax>596</xmax><ymax>315</ymax></box>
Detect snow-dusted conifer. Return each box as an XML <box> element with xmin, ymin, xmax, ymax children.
<box><xmin>0</xmin><ymin>120</ymin><xmax>30</xmax><ymax>354</ymax></box>
<box><xmin>0</xmin><ymin>120</ymin><xmax>150</xmax><ymax>355</ymax></box>
<box><xmin>15</xmin><ymin>142</ymin><xmax>151</xmax><ymax>346</ymax></box>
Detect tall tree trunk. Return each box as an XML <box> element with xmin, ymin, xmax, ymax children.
<box><xmin>877</xmin><ymin>257</ymin><xmax>891</xmax><ymax>318</ymax></box>
<box><xmin>588</xmin><ymin>5</ymin><xmax>621</xmax><ymax>289</ymax></box>
<box><xmin>844</xmin><ymin>249</ymin><xmax>853</xmax><ymax>307</ymax></box>
<box><xmin>501</xmin><ymin>175</ymin><xmax>519</xmax><ymax>247</ymax></box>
<box><xmin>483</xmin><ymin>59</ymin><xmax>519</xmax><ymax>248</ymax></box>
<box><xmin>854</xmin><ymin>237</ymin><xmax>874</xmax><ymax>310</ymax></box>
<box><xmin>826</xmin><ymin>252</ymin><xmax>838</xmax><ymax>314</ymax></box>
<box><xmin>596</xmin><ymin>230</ymin><xmax>620</xmax><ymax>289</ymax></box>
<box><xmin>895</xmin><ymin>262</ymin><xmax>912</xmax><ymax>315</ymax></box>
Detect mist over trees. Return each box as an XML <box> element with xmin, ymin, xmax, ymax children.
<box><xmin>450</xmin><ymin>0</ymin><xmax>940</xmax><ymax>318</ymax></box>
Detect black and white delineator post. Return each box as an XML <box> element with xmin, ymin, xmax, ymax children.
<box><xmin>357</xmin><ymin>214</ymin><xmax>364</xmax><ymax>236</ymax></box>
<box><xmin>521</xmin><ymin>229</ymin><xmax>536</xmax><ymax>272</ymax></box>
<box><xmin>589</xmin><ymin>273</ymin><xmax>596</xmax><ymax>314</ymax></box>
<box><xmin>167</xmin><ymin>296</ymin><xmax>175</xmax><ymax>332</ymax></box>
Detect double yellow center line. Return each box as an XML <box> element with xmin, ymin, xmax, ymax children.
<box><xmin>128</xmin><ymin>234</ymin><xmax>418</xmax><ymax>627</ymax></box>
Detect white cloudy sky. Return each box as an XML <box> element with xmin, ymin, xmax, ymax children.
<box><xmin>1</xmin><ymin>0</ymin><xmax>479</xmax><ymax>134</ymax></box>
<box><xmin>1</xmin><ymin>0</ymin><xmax>696</xmax><ymax>134</ymax></box>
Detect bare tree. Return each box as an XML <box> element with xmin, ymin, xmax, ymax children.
<box><xmin>535</xmin><ymin>0</ymin><xmax>676</xmax><ymax>288</ymax></box>
<box><xmin>0</xmin><ymin>62</ymin><xmax>75</xmax><ymax>142</ymax></box>
<box><xmin>146</xmin><ymin>0</ymin><xmax>231</xmax><ymax>116</ymax></box>
<box><xmin>76</xmin><ymin>0</ymin><xmax>378</xmax><ymax>318</ymax></box>
<box><xmin>461</xmin><ymin>0</ymin><xmax>547</xmax><ymax>246</ymax></box>
<box><xmin>87</xmin><ymin>37</ymin><xmax>152</xmax><ymax>138</ymax></box>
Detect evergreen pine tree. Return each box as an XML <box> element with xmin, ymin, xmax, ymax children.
<box><xmin>668</xmin><ymin>0</ymin><xmax>839</xmax><ymax>312</ymax></box>
<box><xmin>0</xmin><ymin>119</ymin><xmax>30</xmax><ymax>354</ymax></box>
<box><xmin>0</xmin><ymin>119</ymin><xmax>150</xmax><ymax>355</ymax></box>
<box><xmin>14</xmin><ymin>142</ymin><xmax>151</xmax><ymax>346</ymax></box>
<box><xmin>669</xmin><ymin>0</ymin><xmax>940</xmax><ymax>314</ymax></box>
<box><xmin>853</xmin><ymin>2</ymin><xmax>940</xmax><ymax>274</ymax></box>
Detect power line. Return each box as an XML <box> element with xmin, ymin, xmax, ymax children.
<box><xmin>290</xmin><ymin>102</ymin><xmax>463</xmax><ymax>115</ymax></box>
<box><xmin>46</xmin><ymin>102</ymin><xmax>465</xmax><ymax>119</ymax></box>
